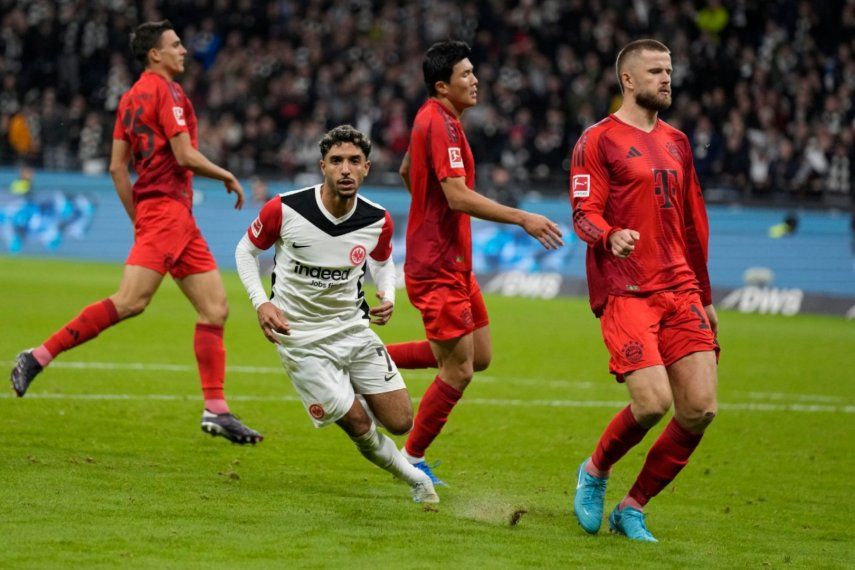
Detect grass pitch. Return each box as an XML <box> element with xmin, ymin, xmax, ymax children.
<box><xmin>1</xmin><ymin>257</ymin><xmax>853</xmax><ymax>568</ymax></box>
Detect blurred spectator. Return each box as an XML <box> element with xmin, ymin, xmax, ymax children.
<box><xmin>10</xmin><ymin>166</ymin><xmax>33</xmax><ymax>196</ymax></box>
<box><xmin>41</xmin><ymin>89</ymin><xmax>71</xmax><ymax>171</ymax></box>
<box><xmin>250</xmin><ymin>176</ymin><xmax>271</xmax><ymax>204</ymax></box>
<box><xmin>78</xmin><ymin>111</ymin><xmax>107</xmax><ymax>175</ymax></box>
<box><xmin>696</xmin><ymin>0</ymin><xmax>729</xmax><ymax>38</ymax></box>
<box><xmin>769</xmin><ymin>139</ymin><xmax>801</xmax><ymax>198</ymax></box>
<box><xmin>483</xmin><ymin>165</ymin><xmax>522</xmax><ymax>208</ymax></box>
<box><xmin>0</xmin><ymin>0</ymin><xmax>850</xmax><ymax>208</ymax></box>
<box><xmin>9</xmin><ymin>103</ymin><xmax>38</xmax><ymax>160</ymax></box>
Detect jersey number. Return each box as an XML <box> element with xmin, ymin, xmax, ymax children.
<box><xmin>689</xmin><ymin>305</ymin><xmax>710</xmax><ymax>330</ymax></box>
<box><xmin>652</xmin><ymin>169</ymin><xmax>678</xmax><ymax>209</ymax></box>
<box><xmin>122</xmin><ymin>107</ymin><xmax>155</xmax><ymax>160</ymax></box>
<box><xmin>375</xmin><ymin>347</ymin><xmax>393</xmax><ymax>372</ymax></box>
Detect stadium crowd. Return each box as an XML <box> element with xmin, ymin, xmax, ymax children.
<box><xmin>0</xmin><ymin>0</ymin><xmax>852</xmax><ymax>205</ymax></box>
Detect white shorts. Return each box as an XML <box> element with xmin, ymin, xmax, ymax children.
<box><xmin>276</xmin><ymin>326</ymin><xmax>406</xmax><ymax>427</ymax></box>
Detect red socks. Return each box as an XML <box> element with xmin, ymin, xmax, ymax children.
<box><xmin>404</xmin><ymin>376</ymin><xmax>462</xmax><ymax>458</ymax></box>
<box><xmin>40</xmin><ymin>298</ymin><xmax>120</xmax><ymax>363</ymax></box>
<box><xmin>589</xmin><ymin>405</ymin><xmax>649</xmax><ymax>475</ymax></box>
<box><xmin>194</xmin><ymin>323</ymin><xmax>229</xmax><ymax>412</ymax></box>
<box><xmin>386</xmin><ymin>341</ymin><xmax>437</xmax><ymax>369</ymax></box>
<box><xmin>627</xmin><ymin>418</ymin><xmax>704</xmax><ymax>507</ymax></box>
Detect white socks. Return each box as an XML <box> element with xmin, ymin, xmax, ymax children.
<box><xmin>351</xmin><ymin>424</ymin><xmax>424</xmax><ymax>486</ymax></box>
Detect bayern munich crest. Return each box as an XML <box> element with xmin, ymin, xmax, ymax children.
<box><xmin>349</xmin><ymin>245</ymin><xmax>367</xmax><ymax>265</ymax></box>
<box><xmin>622</xmin><ymin>340</ymin><xmax>644</xmax><ymax>364</ymax></box>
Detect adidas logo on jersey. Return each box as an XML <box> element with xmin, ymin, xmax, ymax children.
<box><xmin>626</xmin><ymin>146</ymin><xmax>643</xmax><ymax>158</ymax></box>
<box><xmin>293</xmin><ymin>262</ymin><xmax>351</xmax><ymax>281</ymax></box>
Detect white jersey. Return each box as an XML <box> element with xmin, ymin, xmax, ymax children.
<box><xmin>236</xmin><ymin>185</ymin><xmax>396</xmax><ymax>346</ymax></box>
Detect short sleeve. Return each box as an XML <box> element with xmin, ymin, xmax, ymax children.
<box><xmin>428</xmin><ymin>115</ymin><xmax>467</xmax><ymax>181</ymax></box>
<box><xmin>113</xmin><ymin>98</ymin><xmax>130</xmax><ymax>141</ymax></box>
<box><xmin>157</xmin><ymin>82</ymin><xmax>190</xmax><ymax>140</ymax></box>
<box><xmin>369</xmin><ymin>211</ymin><xmax>394</xmax><ymax>261</ymax></box>
<box><xmin>247</xmin><ymin>197</ymin><xmax>283</xmax><ymax>250</ymax></box>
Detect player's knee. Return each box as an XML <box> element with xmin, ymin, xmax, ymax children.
<box><xmin>339</xmin><ymin>414</ymin><xmax>373</xmax><ymax>438</ymax></box>
<box><xmin>440</xmin><ymin>357</ymin><xmax>474</xmax><ymax>384</ymax></box>
<box><xmin>447</xmin><ymin>368</ymin><xmax>474</xmax><ymax>390</ymax></box>
<box><xmin>634</xmin><ymin>395</ymin><xmax>672</xmax><ymax>426</ymax></box>
<box><xmin>635</xmin><ymin>409</ymin><xmax>667</xmax><ymax>427</ymax></box>
<box><xmin>473</xmin><ymin>353</ymin><xmax>491</xmax><ymax>372</ymax></box>
<box><xmin>202</xmin><ymin>301</ymin><xmax>229</xmax><ymax>326</ymax></box>
<box><xmin>116</xmin><ymin>297</ymin><xmax>149</xmax><ymax>319</ymax></box>
<box><xmin>384</xmin><ymin>414</ymin><xmax>413</xmax><ymax>436</ymax></box>
<box><xmin>680</xmin><ymin>407</ymin><xmax>717</xmax><ymax>431</ymax></box>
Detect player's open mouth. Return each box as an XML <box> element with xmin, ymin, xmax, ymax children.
<box><xmin>338</xmin><ymin>179</ymin><xmax>354</xmax><ymax>188</ymax></box>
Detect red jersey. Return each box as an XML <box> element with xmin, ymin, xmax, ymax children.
<box><xmin>113</xmin><ymin>70</ymin><xmax>198</xmax><ymax>210</ymax></box>
<box><xmin>404</xmin><ymin>99</ymin><xmax>475</xmax><ymax>279</ymax></box>
<box><xmin>569</xmin><ymin>115</ymin><xmax>711</xmax><ymax>316</ymax></box>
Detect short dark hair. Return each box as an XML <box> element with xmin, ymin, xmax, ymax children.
<box><xmin>319</xmin><ymin>124</ymin><xmax>371</xmax><ymax>159</ymax></box>
<box><xmin>423</xmin><ymin>40</ymin><xmax>471</xmax><ymax>96</ymax></box>
<box><xmin>131</xmin><ymin>20</ymin><xmax>174</xmax><ymax>66</ymax></box>
<box><xmin>615</xmin><ymin>39</ymin><xmax>670</xmax><ymax>93</ymax></box>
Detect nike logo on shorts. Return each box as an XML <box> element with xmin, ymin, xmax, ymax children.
<box><xmin>292</xmin><ymin>243</ymin><xmax>310</xmax><ymax>248</ymax></box>
<box><xmin>384</xmin><ymin>373</ymin><xmax>396</xmax><ymax>382</ymax></box>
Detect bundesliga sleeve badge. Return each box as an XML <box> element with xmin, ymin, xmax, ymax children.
<box><xmin>172</xmin><ymin>106</ymin><xmax>186</xmax><ymax>126</ymax></box>
<box><xmin>448</xmin><ymin>147</ymin><xmax>464</xmax><ymax>169</ymax></box>
<box><xmin>572</xmin><ymin>174</ymin><xmax>590</xmax><ymax>198</ymax></box>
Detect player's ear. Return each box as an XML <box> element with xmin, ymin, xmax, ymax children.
<box><xmin>147</xmin><ymin>47</ymin><xmax>161</xmax><ymax>65</ymax></box>
<box><xmin>318</xmin><ymin>158</ymin><xmax>325</xmax><ymax>173</ymax></box>
<box><xmin>434</xmin><ymin>80</ymin><xmax>448</xmax><ymax>97</ymax></box>
<box><xmin>364</xmin><ymin>159</ymin><xmax>371</xmax><ymax>174</ymax></box>
<box><xmin>621</xmin><ymin>71</ymin><xmax>632</xmax><ymax>92</ymax></box>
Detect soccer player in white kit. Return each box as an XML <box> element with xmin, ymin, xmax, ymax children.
<box><xmin>235</xmin><ymin>125</ymin><xmax>438</xmax><ymax>504</ymax></box>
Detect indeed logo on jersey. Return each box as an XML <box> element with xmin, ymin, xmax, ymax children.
<box><xmin>572</xmin><ymin>174</ymin><xmax>590</xmax><ymax>197</ymax></box>
<box><xmin>293</xmin><ymin>261</ymin><xmax>351</xmax><ymax>281</ymax></box>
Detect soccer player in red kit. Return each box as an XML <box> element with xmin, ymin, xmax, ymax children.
<box><xmin>570</xmin><ymin>39</ymin><xmax>719</xmax><ymax>542</ymax></box>
<box><xmin>9</xmin><ymin>20</ymin><xmax>262</xmax><ymax>444</ymax></box>
<box><xmin>387</xmin><ymin>41</ymin><xmax>564</xmax><ymax>483</ymax></box>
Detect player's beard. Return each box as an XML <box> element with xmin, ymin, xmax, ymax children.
<box><xmin>636</xmin><ymin>90</ymin><xmax>671</xmax><ymax>112</ymax></box>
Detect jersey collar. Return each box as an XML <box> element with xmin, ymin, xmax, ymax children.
<box><xmin>314</xmin><ymin>184</ymin><xmax>358</xmax><ymax>225</ymax></box>
<box><xmin>609</xmin><ymin>113</ymin><xmax>661</xmax><ymax>134</ymax></box>
<box><xmin>428</xmin><ymin>98</ymin><xmax>461</xmax><ymax>122</ymax></box>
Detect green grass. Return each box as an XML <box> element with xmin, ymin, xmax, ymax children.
<box><xmin>1</xmin><ymin>257</ymin><xmax>853</xmax><ymax>568</ymax></box>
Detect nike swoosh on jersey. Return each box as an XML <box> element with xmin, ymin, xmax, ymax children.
<box><xmin>292</xmin><ymin>243</ymin><xmax>310</xmax><ymax>248</ymax></box>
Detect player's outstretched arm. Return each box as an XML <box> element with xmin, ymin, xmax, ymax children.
<box><xmin>440</xmin><ymin>176</ymin><xmax>563</xmax><ymax>250</ymax></box>
<box><xmin>169</xmin><ymin>132</ymin><xmax>244</xmax><ymax>209</ymax></box>
<box><xmin>109</xmin><ymin>139</ymin><xmax>135</xmax><ymax>222</ymax></box>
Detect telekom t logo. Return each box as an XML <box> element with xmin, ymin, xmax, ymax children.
<box><xmin>652</xmin><ymin>169</ymin><xmax>678</xmax><ymax>209</ymax></box>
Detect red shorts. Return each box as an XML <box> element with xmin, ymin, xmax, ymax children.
<box><xmin>405</xmin><ymin>270</ymin><xmax>490</xmax><ymax>341</ymax></box>
<box><xmin>600</xmin><ymin>290</ymin><xmax>719</xmax><ymax>382</ymax></box>
<box><xmin>126</xmin><ymin>197</ymin><xmax>217</xmax><ymax>279</ymax></box>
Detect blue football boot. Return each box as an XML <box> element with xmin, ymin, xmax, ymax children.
<box><xmin>573</xmin><ymin>458</ymin><xmax>608</xmax><ymax>534</ymax></box>
<box><xmin>608</xmin><ymin>504</ymin><xmax>658</xmax><ymax>542</ymax></box>
<box><xmin>412</xmin><ymin>459</ymin><xmax>447</xmax><ymax>487</ymax></box>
